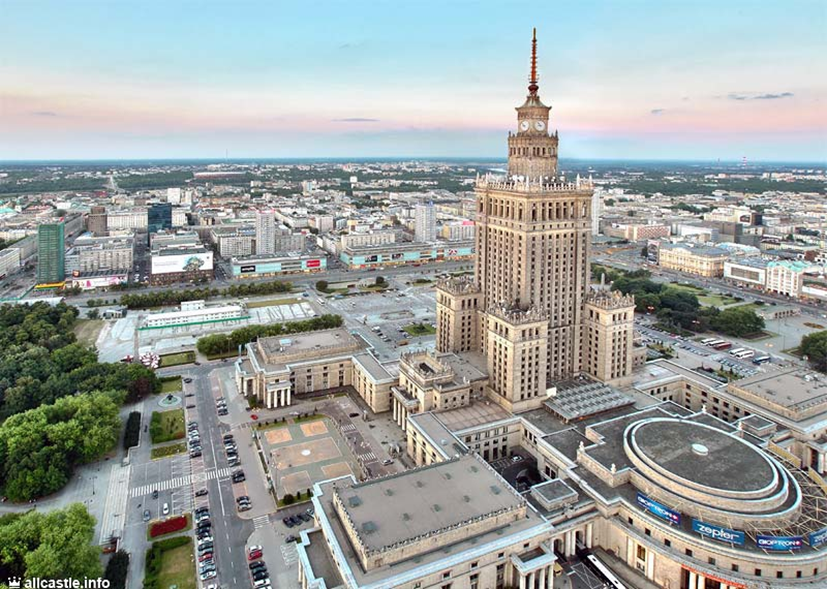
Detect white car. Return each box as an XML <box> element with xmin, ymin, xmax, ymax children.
<box><xmin>162</xmin><ymin>502</ymin><xmax>170</xmax><ymax>516</ymax></box>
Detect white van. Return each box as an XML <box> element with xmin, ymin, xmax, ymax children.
<box><xmin>162</xmin><ymin>502</ymin><xmax>170</xmax><ymax>516</ymax></box>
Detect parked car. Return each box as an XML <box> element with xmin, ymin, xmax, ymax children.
<box><xmin>142</xmin><ymin>509</ymin><xmax>151</xmax><ymax>522</ymax></box>
<box><xmin>200</xmin><ymin>571</ymin><xmax>216</xmax><ymax>581</ymax></box>
<box><xmin>162</xmin><ymin>502</ymin><xmax>170</xmax><ymax>516</ymax></box>
<box><xmin>152</xmin><ymin>490</ymin><xmax>159</xmax><ymax>499</ymax></box>
<box><xmin>195</xmin><ymin>488</ymin><xmax>208</xmax><ymax>497</ymax></box>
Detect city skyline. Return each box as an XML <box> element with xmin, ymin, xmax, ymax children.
<box><xmin>2</xmin><ymin>0</ymin><xmax>826</xmax><ymax>161</ymax></box>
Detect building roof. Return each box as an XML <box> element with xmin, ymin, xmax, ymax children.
<box><xmin>333</xmin><ymin>454</ymin><xmax>525</xmax><ymax>555</ymax></box>
<box><xmin>544</xmin><ymin>380</ymin><xmax>635</xmax><ymax>422</ymax></box>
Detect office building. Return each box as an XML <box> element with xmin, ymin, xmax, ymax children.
<box><xmin>657</xmin><ymin>244</ymin><xmax>729</xmax><ymax>277</ymax></box>
<box><xmin>255</xmin><ymin>210</ymin><xmax>277</xmax><ymax>255</ymax></box>
<box><xmin>64</xmin><ymin>235</ymin><xmax>134</xmax><ymax>274</ymax></box>
<box><xmin>147</xmin><ymin>203</ymin><xmax>172</xmax><ymax>235</ymax></box>
<box><xmin>86</xmin><ymin>206</ymin><xmax>108</xmax><ymax>236</ymax></box>
<box><xmin>36</xmin><ymin>222</ymin><xmax>65</xmax><ymax>284</ymax></box>
<box><xmin>414</xmin><ymin>201</ymin><xmax>437</xmax><ymax>242</ymax></box>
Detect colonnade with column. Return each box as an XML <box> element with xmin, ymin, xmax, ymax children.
<box><xmin>392</xmin><ymin>391</ymin><xmax>417</xmax><ymax>432</ymax></box>
<box><xmin>517</xmin><ymin>565</ymin><xmax>551</xmax><ymax>589</ymax></box>
<box><xmin>264</xmin><ymin>383</ymin><xmax>292</xmax><ymax>409</ymax></box>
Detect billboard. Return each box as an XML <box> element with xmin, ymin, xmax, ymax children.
<box><xmin>151</xmin><ymin>251</ymin><xmax>214</xmax><ymax>275</ymax></box>
<box><xmin>756</xmin><ymin>535</ymin><xmax>803</xmax><ymax>551</ymax></box>
<box><xmin>636</xmin><ymin>493</ymin><xmax>681</xmax><ymax>525</ymax></box>
<box><xmin>691</xmin><ymin>520</ymin><xmax>745</xmax><ymax>546</ymax></box>
<box><xmin>809</xmin><ymin>527</ymin><xmax>827</xmax><ymax>548</ymax></box>
<box><xmin>240</xmin><ymin>265</ymin><xmax>256</xmax><ymax>273</ymax></box>
<box><xmin>306</xmin><ymin>259</ymin><xmax>321</xmax><ymax>268</ymax></box>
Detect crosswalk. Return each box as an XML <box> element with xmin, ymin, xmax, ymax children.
<box><xmin>130</xmin><ymin>467</ymin><xmax>236</xmax><ymax>498</ymax></box>
<box><xmin>281</xmin><ymin>543</ymin><xmax>299</xmax><ymax>566</ymax></box>
<box><xmin>357</xmin><ymin>452</ymin><xmax>377</xmax><ymax>463</ymax></box>
<box><xmin>341</xmin><ymin>423</ymin><xmax>357</xmax><ymax>433</ymax></box>
<box><xmin>253</xmin><ymin>515</ymin><xmax>270</xmax><ymax>530</ymax></box>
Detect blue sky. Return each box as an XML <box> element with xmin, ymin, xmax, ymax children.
<box><xmin>1</xmin><ymin>0</ymin><xmax>825</xmax><ymax>161</ymax></box>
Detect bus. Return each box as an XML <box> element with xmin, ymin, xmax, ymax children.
<box><xmin>753</xmin><ymin>355</ymin><xmax>772</xmax><ymax>365</ymax></box>
<box><xmin>705</xmin><ymin>339</ymin><xmax>725</xmax><ymax>347</ymax></box>
<box><xmin>584</xmin><ymin>554</ymin><xmax>628</xmax><ymax>589</ymax></box>
<box><xmin>700</xmin><ymin>338</ymin><xmax>717</xmax><ymax>345</ymax></box>
<box><xmin>729</xmin><ymin>348</ymin><xmax>746</xmax><ymax>356</ymax></box>
<box><xmin>734</xmin><ymin>350</ymin><xmax>755</xmax><ymax>359</ymax></box>
<box><xmin>712</xmin><ymin>341</ymin><xmax>732</xmax><ymax>351</ymax></box>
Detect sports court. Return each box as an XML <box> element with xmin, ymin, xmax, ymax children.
<box><xmin>259</xmin><ymin>416</ymin><xmax>357</xmax><ymax>499</ymax></box>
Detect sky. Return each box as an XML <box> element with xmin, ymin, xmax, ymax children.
<box><xmin>1</xmin><ymin>0</ymin><xmax>826</xmax><ymax>161</ymax></box>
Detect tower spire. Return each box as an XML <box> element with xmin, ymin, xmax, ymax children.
<box><xmin>528</xmin><ymin>27</ymin><xmax>539</xmax><ymax>96</ymax></box>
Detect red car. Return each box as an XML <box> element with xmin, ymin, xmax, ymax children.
<box><xmin>247</xmin><ymin>550</ymin><xmax>262</xmax><ymax>561</ymax></box>
<box><xmin>250</xmin><ymin>414</ymin><xmax>258</xmax><ymax>421</ymax></box>
<box><xmin>199</xmin><ymin>552</ymin><xmax>213</xmax><ymax>562</ymax></box>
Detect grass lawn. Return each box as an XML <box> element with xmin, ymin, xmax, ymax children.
<box><xmin>411</xmin><ymin>278</ymin><xmax>433</xmax><ymax>286</ymax></box>
<box><xmin>698</xmin><ymin>294</ymin><xmax>740</xmax><ymax>307</ymax></box>
<box><xmin>151</xmin><ymin>442</ymin><xmax>187</xmax><ymax>460</ymax></box>
<box><xmin>665</xmin><ymin>283</ymin><xmax>705</xmax><ymax>294</ymax></box>
<box><xmin>359</xmin><ymin>284</ymin><xmax>389</xmax><ymax>292</ymax></box>
<box><xmin>783</xmin><ymin>347</ymin><xmax>803</xmax><ymax>358</ymax></box>
<box><xmin>159</xmin><ymin>351</ymin><xmax>195</xmax><ymax>367</ymax></box>
<box><xmin>150</xmin><ymin>409</ymin><xmax>185</xmax><ymax>444</ymax></box>
<box><xmin>74</xmin><ymin>319</ymin><xmax>105</xmax><ymax>346</ymax></box>
<box><xmin>205</xmin><ymin>350</ymin><xmax>244</xmax><ymax>361</ymax></box>
<box><xmin>157</xmin><ymin>541</ymin><xmax>196</xmax><ymax>589</ymax></box>
<box><xmin>159</xmin><ymin>376</ymin><xmax>182</xmax><ymax>394</ymax></box>
<box><xmin>403</xmin><ymin>322</ymin><xmax>437</xmax><ymax>336</ymax></box>
<box><xmin>246</xmin><ymin>297</ymin><xmax>303</xmax><ymax>309</ymax></box>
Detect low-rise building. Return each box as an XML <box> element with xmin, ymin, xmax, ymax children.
<box><xmin>657</xmin><ymin>244</ymin><xmax>729</xmax><ymax>277</ymax></box>
<box><xmin>341</xmin><ymin>240</ymin><xmax>475</xmax><ymax>269</ymax></box>
<box><xmin>230</xmin><ymin>253</ymin><xmax>327</xmax><ymax>279</ymax></box>
<box><xmin>140</xmin><ymin>300</ymin><xmax>248</xmax><ymax>329</ymax></box>
<box><xmin>766</xmin><ymin>260</ymin><xmax>817</xmax><ymax>298</ymax></box>
<box><xmin>64</xmin><ymin>234</ymin><xmax>134</xmax><ymax>274</ymax></box>
<box><xmin>0</xmin><ymin>247</ymin><xmax>21</xmax><ymax>279</ymax></box>
<box><xmin>724</xmin><ymin>257</ymin><xmax>768</xmax><ymax>289</ymax></box>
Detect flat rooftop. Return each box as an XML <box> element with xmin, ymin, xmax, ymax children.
<box><xmin>545</xmin><ymin>380</ymin><xmax>635</xmax><ymax>422</ymax></box>
<box><xmin>333</xmin><ymin>454</ymin><xmax>524</xmax><ymax>554</ymax></box>
<box><xmin>433</xmin><ymin>401</ymin><xmax>514</xmax><ymax>433</ymax></box>
<box><xmin>257</xmin><ymin>328</ymin><xmax>361</xmax><ymax>362</ymax></box>
<box><xmin>730</xmin><ymin>368</ymin><xmax>827</xmax><ymax>412</ymax></box>
<box><xmin>353</xmin><ymin>352</ymin><xmax>395</xmax><ymax>382</ymax></box>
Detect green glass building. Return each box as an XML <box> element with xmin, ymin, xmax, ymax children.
<box><xmin>37</xmin><ymin>222</ymin><xmax>65</xmax><ymax>284</ymax></box>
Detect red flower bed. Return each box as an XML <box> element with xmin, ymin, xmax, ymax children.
<box><xmin>149</xmin><ymin>515</ymin><xmax>188</xmax><ymax>538</ymax></box>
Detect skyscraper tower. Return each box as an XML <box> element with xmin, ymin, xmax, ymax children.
<box><xmin>255</xmin><ymin>210</ymin><xmax>277</xmax><ymax>255</ymax></box>
<box><xmin>436</xmin><ymin>30</ymin><xmax>602</xmax><ymax>413</ymax></box>
<box><xmin>37</xmin><ymin>221</ymin><xmax>65</xmax><ymax>285</ymax></box>
<box><xmin>414</xmin><ymin>201</ymin><xmax>437</xmax><ymax>243</ymax></box>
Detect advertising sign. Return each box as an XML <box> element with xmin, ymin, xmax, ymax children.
<box><xmin>151</xmin><ymin>251</ymin><xmax>214</xmax><ymax>274</ymax></box>
<box><xmin>809</xmin><ymin>527</ymin><xmax>827</xmax><ymax>548</ymax></box>
<box><xmin>756</xmin><ymin>535</ymin><xmax>803</xmax><ymax>551</ymax></box>
<box><xmin>240</xmin><ymin>265</ymin><xmax>256</xmax><ymax>273</ymax></box>
<box><xmin>691</xmin><ymin>520</ymin><xmax>745</xmax><ymax>546</ymax></box>
<box><xmin>636</xmin><ymin>493</ymin><xmax>681</xmax><ymax>525</ymax></box>
<box><xmin>306</xmin><ymin>259</ymin><xmax>321</xmax><ymax>268</ymax></box>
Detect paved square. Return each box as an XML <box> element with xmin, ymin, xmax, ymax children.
<box><xmin>258</xmin><ymin>415</ymin><xmax>359</xmax><ymax>501</ymax></box>
<box><xmin>265</xmin><ymin>428</ymin><xmax>293</xmax><ymax>445</ymax></box>
<box><xmin>300</xmin><ymin>420</ymin><xmax>328</xmax><ymax>437</ymax></box>
<box><xmin>322</xmin><ymin>462</ymin><xmax>353</xmax><ymax>479</ymax></box>
<box><xmin>280</xmin><ymin>470</ymin><xmax>313</xmax><ymax>496</ymax></box>
<box><xmin>272</xmin><ymin>438</ymin><xmax>340</xmax><ymax>469</ymax></box>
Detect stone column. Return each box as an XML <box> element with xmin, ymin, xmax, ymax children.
<box><xmin>287</xmin><ymin>387</ymin><xmax>291</xmax><ymax>405</ymax></box>
<box><xmin>586</xmin><ymin>522</ymin><xmax>593</xmax><ymax>548</ymax></box>
<box><xmin>538</xmin><ymin>566</ymin><xmax>546</xmax><ymax>589</ymax></box>
<box><xmin>528</xmin><ymin>571</ymin><xmax>535</xmax><ymax>589</ymax></box>
<box><xmin>689</xmin><ymin>571</ymin><xmax>697</xmax><ymax>589</ymax></box>
<box><xmin>697</xmin><ymin>576</ymin><xmax>705</xmax><ymax>589</ymax></box>
<box><xmin>393</xmin><ymin>400</ymin><xmax>398</xmax><ymax>421</ymax></box>
<box><xmin>519</xmin><ymin>572</ymin><xmax>526</xmax><ymax>589</ymax></box>
<box><xmin>818</xmin><ymin>451</ymin><xmax>824</xmax><ymax>474</ymax></box>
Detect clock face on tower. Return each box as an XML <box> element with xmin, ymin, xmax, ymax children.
<box><xmin>520</xmin><ymin>121</ymin><xmax>530</xmax><ymax>131</ymax></box>
<box><xmin>534</xmin><ymin>120</ymin><xmax>546</xmax><ymax>131</ymax></box>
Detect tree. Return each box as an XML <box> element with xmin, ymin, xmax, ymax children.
<box><xmin>375</xmin><ymin>276</ymin><xmax>386</xmax><ymax>286</ymax></box>
<box><xmin>800</xmin><ymin>330</ymin><xmax>827</xmax><ymax>373</ymax></box>
<box><xmin>87</xmin><ymin>309</ymin><xmax>100</xmax><ymax>319</ymax></box>
<box><xmin>710</xmin><ymin>307</ymin><xmax>765</xmax><ymax>337</ymax></box>
<box><xmin>104</xmin><ymin>550</ymin><xmax>129</xmax><ymax>589</ymax></box>
<box><xmin>315</xmin><ymin>280</ymin><xmax>329</xmax><ymax>293</ymax></box>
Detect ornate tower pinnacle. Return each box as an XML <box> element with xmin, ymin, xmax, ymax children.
<box><xmin>528</xmin><ymin>27</ymin><xmax>539</xmax><ymax>96</ymax></box>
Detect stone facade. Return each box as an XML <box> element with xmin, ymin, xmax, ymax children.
<box><xmin>583</xmin><ymin>289</ymin><xmax>636</xmax><ymax>386</ymax></box>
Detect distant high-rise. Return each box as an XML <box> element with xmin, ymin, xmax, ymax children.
<box><xmin>414</xmin><ymin>202</ymin><xmax>436</xmax><ymax>243</ymax></box>
<box><xmin>37</xmin><ymin>222</ymin><xmax>65</xmax><ymax>284</ymax></box>
<box><xmin>148</xmin><ymin>203</ymin><xmax>172</xmax><ymax>235</ymax></box>
<box><xmin>87</xmin><ymin>205</ymin><xmax>108</xmax><ymax>236</ymax></box>
<box><xmin>255</xmin><ymin>210</ymin><xmax>277</xmax><ymax>255</ymax></box>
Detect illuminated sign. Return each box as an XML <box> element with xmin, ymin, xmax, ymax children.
<box><xmin>809</xmin><ymin>527</ymin><xmax>827</xmax><ymax>548</ymax></box>
<box><xmin>306</xmin><ymin>259</ymin><xmax>321</xmax><ymax>268</ymax></box>
<box><xmin>756</xmin><ymin>535</ymin><xmax>803</xmax><ymax>551</ymax></box>
<box><xmin>240</xmin><ymin>265</ymin><xmax>256</xmax><ymax>273</ymax></box>
<box><xmin>636</xmin><ymin>493</ymin><xmax>680</xmax><ymax>525</ymax></box>
<box><xmin>691</xmin><ymin>520</ymin><xmax>745</xmax><ymax>546</ymax></box>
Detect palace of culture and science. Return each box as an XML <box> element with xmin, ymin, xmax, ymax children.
<box><xmin>251</xmin><ymin>30</ymin><xmax>827</xmax><ymax>589</ymax></box>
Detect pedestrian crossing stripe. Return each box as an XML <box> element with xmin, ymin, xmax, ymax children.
<box><xmin>357</xmin><ymin>452</ymin><xmax>377</xmax><ymax>462</ymax></box>
<box><xmin>130</xmin><ymin>467</ymin><xmax>236</xmax><ymax>497</ymax></box>
<box><xmin>253</xmin><ymin>516</ymin><xmax>270</xmax><ymax>529</ymax></box>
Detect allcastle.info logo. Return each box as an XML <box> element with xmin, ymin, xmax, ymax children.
<box><xmin>5</xmin><ymin>578</ymin><xmax>110</xmax><ymax>589</ymax></box>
